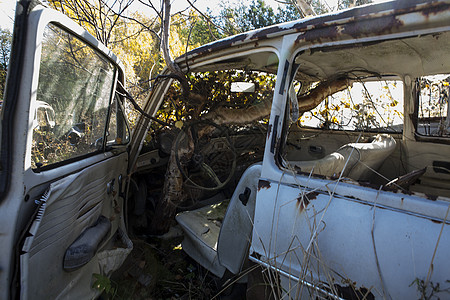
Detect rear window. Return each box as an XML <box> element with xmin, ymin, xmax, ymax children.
<box><xmin>416</xmin><ymin>74</ymin><xmax>450</xmax><ymax>138</ymax></box>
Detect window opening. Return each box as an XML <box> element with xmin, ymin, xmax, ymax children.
<box><xmin>32</xmin><ymin>23</ymin><xmax>117</xmax><ymax>169</ymax></box>
<box><xmin>416</xmin><ymin>74</ymin><xmax>450</xmax><ymax>138</ymax></box>
<box><xmin>299</xmin><ymin>80</ymin><xmax>403</xmax><ymax>132</ymax></box>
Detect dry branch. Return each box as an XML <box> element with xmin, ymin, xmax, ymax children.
<box><xmin>297</xmin><ymin>78</ymin><xmax>352</xmax><ymax>113</ymax></box>
<box><xmin>203</xmin><ymin>78</ymin><xmax>352</xmax><ymax>125</ymax></box>
<box><xmin>204</xmin><ymin>96</ymin><xmax>273</xmax><ymax>125</ymax></box>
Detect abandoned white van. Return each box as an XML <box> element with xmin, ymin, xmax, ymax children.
<box><xmin>1</xmin><ymin>0</ymin><xmax>450</xmax><ymax>299</ymax></box>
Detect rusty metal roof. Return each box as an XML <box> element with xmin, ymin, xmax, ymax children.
<box><xmin>178</xmin><ymin>0</ymin><xmax>450</xmax><ymax>61</ymax></box>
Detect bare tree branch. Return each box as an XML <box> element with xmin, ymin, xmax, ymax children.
<box><xmin>185</xmin><ymin>0</ymin><xmax>232</xmax><ymax>36</ymax></box>
<box><xmin>203</xmin><ymin>78</ymin><xmax>352</xmax><ymax>125</ymax></box>
<box><xmin>119</xmin><ymin>14</ymin><xmax>161</xmax><ymax>40</ymax></box>
<box><xmin>161</xmin><ymin>0</ymin><xmax>181</xmax><ymax>76</ymax></box>
<box><xmin>298</xmin><ymin>78</ymin><xmax>351</xmax><ymax>113</ymax></box>
<box><xmin>161</xmin><ymin>0</ymin><xmax>191</xmax><ymax>97</ymax></box>
<box><xmin>296</xmin><ymin>0</ymin><xmax>316</xmax><ymax>17</ymax></box>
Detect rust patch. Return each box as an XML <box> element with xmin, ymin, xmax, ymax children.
<box><xmin>267</xmin><ymin>124</ymin><xmax>272</xmax><ymax>140</ymax></box>
<box><xmin>297</xmin><ymin>197</ymin><xmax>309</xmax><ymax>212</ymax></box>
<box><xmin>342</xmin><ymin>15</ymin><xmax>404</xmax><ymax>38</ymax></box>
<box><xmin>421</xmin><ymin>3</ymin><xmax>450</xmax><ymax>19</ymax></box>
<box><xmin>270</xmin><ymin>115</ymin><xmax>280</xmax><ymax>154</ymax></box>
<box><xmin>258</xmin><ymin>180</ymin><xmax>271</xmax><ymax>191</ymax></box>
<box><xmin>183</xmin><ymin>33</ymin><xmax>249</xmax><ymax>57</ymax></box>
<box><xmin>305</xmin><ymin>191</ymin><xmax>319</xmax><ymax>201</ymax></box>
<box><xmin>251</xmin><ymin>25</ymin><xmax>283</xmax><ymax>40</ymax></box>
<box><xmin>432</xmin><ymin>219</ymin><xmax>443</xmax><ymax>224</ymax></box>
<box><xmin>298</xmin><ymin>170</ymin><xmax>327</xmax><ymax>179</ymax></box>
<box><xmin>297</xmin><ymin>26</ymin><xmax>339</xmax><ymax>45</ymax></box>
<box><xmin>297</xmin><ymin>191</ymin><xmax>319</xmax><ymax>212</ymax></box>
<box><xmin>357</xmin><ymin>181</ymin><xmax>413</xmax><ymax>195</ymax></box>
<box><xmin>314</xmin><ymin>40</ymin><xmax>383</xmax><ymax>53</ymax></box>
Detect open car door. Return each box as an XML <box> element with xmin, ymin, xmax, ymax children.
<box><xmin>0</xmin><ymin>1</ymin><xmax>132</xmax><ymax>299</ymax></box>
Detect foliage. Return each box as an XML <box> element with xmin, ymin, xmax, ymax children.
<box><xmin>111</xmin><ymin>13</ymin><xmax>160</xmax><ymax>87</ymax></box>
<box><xmin>149</xmin><ymin>70</ymin><xmax>276</xmax><ymax>134</ymax></box>
<box><xmin>219</xmin><ymin>0</ymin><xmax>299</xmax><ymax>34</ymax></box>
<box><xmin>175</xmin><ymin>10</ymin><xmax>222</xmax><ymax>50</ymax></box>
<box><xmin>92</xmin><ymin>273</ymin><xmax>118</xmax><ymax>298</ymax></box>
<box><xmin>43</xmin><ymin>0</ymin><xmax>377</xmax><ymax>132</ymax></box>
<box><xmin>299</xmin><ymin>80</ymin><xmax>403</xmax><ymax>131</ymax></box>
<box><xmin>48</xmin><ymin>0</ymin><xmax>132</xmax><ymax>47</ymax></box>
<box><xmin>276</xmin><ymin>2</ymin><xmax>303</xmax><ymax>23</ymax></box>
<box><xmin>0</xmin><ymin>28</ymin><xmax>11</xmax><ymax>101</ymax></box>
<box><xmin>217</xmin><ymin>0</ymin><xmax>373</xmax><ymax>34</ymax></box>
<box><xmin>31</xmin><ymin>22</ymin><xmax>120</xmax><ymax>168</ymax></box>
<box><xmin>417</xmin><ymin>75</ymin><xmax>450</xmax><ymax>137</ymax></box>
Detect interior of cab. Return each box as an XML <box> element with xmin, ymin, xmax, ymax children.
<box><xmin>282</xmin><ymin>31</ymin><xmax>450</xmax><ymax>199</ymax></box>
<box><xmin>129</xmin><ymin>30</ymin><xmax>450</xmax><ymax>280</ymax></box>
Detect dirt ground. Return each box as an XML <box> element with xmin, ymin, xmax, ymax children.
<box><xmin>104</xmin><ymin>231</ymin><xmax>246</xmax><ymax>300</ymax></box>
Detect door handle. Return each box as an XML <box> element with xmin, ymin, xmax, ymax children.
<box><xmin>107</xmin><ymin>179</ymin><xmax>115</xmax><ymax>195</ymax></box>
<box><xmin>309</xmin><ymin>145</ymin><xmax>323</xmax><ymax>154</ymax></box>
<box><xmin>63</xmin><ymin>215</ymin><xmax>111</xmax><ymax>271</ymax></box>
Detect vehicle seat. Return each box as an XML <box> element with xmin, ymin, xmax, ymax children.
<box><xmin>292</xmin><ymin>134</ymin><xmax>396</xmax><ymax>181</ymax></box>
<box><xmin>176</xmin><ymin>164</ymin><xmax>261</xmax><ymax>277</ymax></box>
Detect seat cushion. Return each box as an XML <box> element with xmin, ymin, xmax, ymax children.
<box><xmin>292</xmin><ymin>134</ymin><xmax>396</xmax><ymax>181</ymax></box>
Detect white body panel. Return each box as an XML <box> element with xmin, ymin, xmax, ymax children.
<box><xmin>251</xmin><ymin>176</ymin><xmax>450</xmax><ymax>298</ymax></box>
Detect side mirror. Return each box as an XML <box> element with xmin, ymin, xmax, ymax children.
<box><xmin>231</xmin><ymin>82</ymin><xmax>255</xmax><ymax>93</ymax></box>
<box><xmin>67</xmin><ymin>123</ymin><xmax>86</xmax><ymax>145</ymax></box>
<box><xmin>33</xmin><ymin>101</ymin><xmax>56</xmax><ymax>130</ymax></box>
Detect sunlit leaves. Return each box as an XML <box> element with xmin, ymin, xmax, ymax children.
<box><xmin>92</xmin><ymin>273</ymin><xmax>117</xmax><ymax>296</ymax></box>
<box><xmin>147</xmin><ymin>69</ymin><xmax>276</xmax><ymax>136</ymax></box>
<box><xmin>300</xmin><ymin>80</ymin><xmax>404</xmax><ymax>131</ymax></box>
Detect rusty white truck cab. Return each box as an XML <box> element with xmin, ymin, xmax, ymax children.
<box><xmin>1</xmin><ymin>0</ymin><xmax>450</xmax><ymax>299</ymax></box>
<box><xmin>164</xmin><ymin>1</ymin><xmax>450</xmax><ymax>299</ymax></box>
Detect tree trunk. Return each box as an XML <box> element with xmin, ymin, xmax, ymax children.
<box><xmin>204</xmin><ymin>78</ymin><xmax>352</xmax><ymax>124</ymax></box>
<box><xmin>149</xmin><ymin>141</ymin><xmax>187</xmax><ymax>234</ymax></box>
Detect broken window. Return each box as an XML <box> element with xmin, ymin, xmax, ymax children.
<box><xmin>416</xmin><ymin>74</ymin><xmax>450</xmax><ymax>138</ymax></box>
<box><xmin>283</xmin><ymin>74</ymin><xmax>403</xmax><ymax>184</ymax></box>
<box><xmin>297</xmin><ymin>80</ymin><xmax>403</xmax><ymax>132</ymax></box>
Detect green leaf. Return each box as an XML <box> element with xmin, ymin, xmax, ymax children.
<box><xmin>92</xmin><ymin>273</ymin><xmax>112</xmax><ymax>293</ymax></box>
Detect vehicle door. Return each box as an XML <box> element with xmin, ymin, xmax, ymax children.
<box><xmin>0</xmin><ymin>2</ymin><xmax>131</xmax><ymax>299</ymax></box>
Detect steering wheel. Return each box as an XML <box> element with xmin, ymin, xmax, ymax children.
<box><xmin>174</xmin><ymin>120</ymin><xmax>237</xmax><ymax>191</ymax></box>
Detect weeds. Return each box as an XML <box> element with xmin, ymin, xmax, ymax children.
<box><xmin>410</xmin><ymin>278</ymin><xmax>450</xmax><ymax>300</ymax></box>
<box><xmin>92</xmin><ymin>273</ymin><xmax>117</xmax><ymax>298</ymax></box>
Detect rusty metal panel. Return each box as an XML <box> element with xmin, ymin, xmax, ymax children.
<box><xmin>178</xmin><ymin>1</ymin><xmax>450</xmax><ymax>62</ymax></box>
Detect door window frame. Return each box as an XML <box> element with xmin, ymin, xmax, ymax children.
<box><xmin>0</xmin><ymin>4</ymin><xmax>127</xmax><ymax>195</ymax></box>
